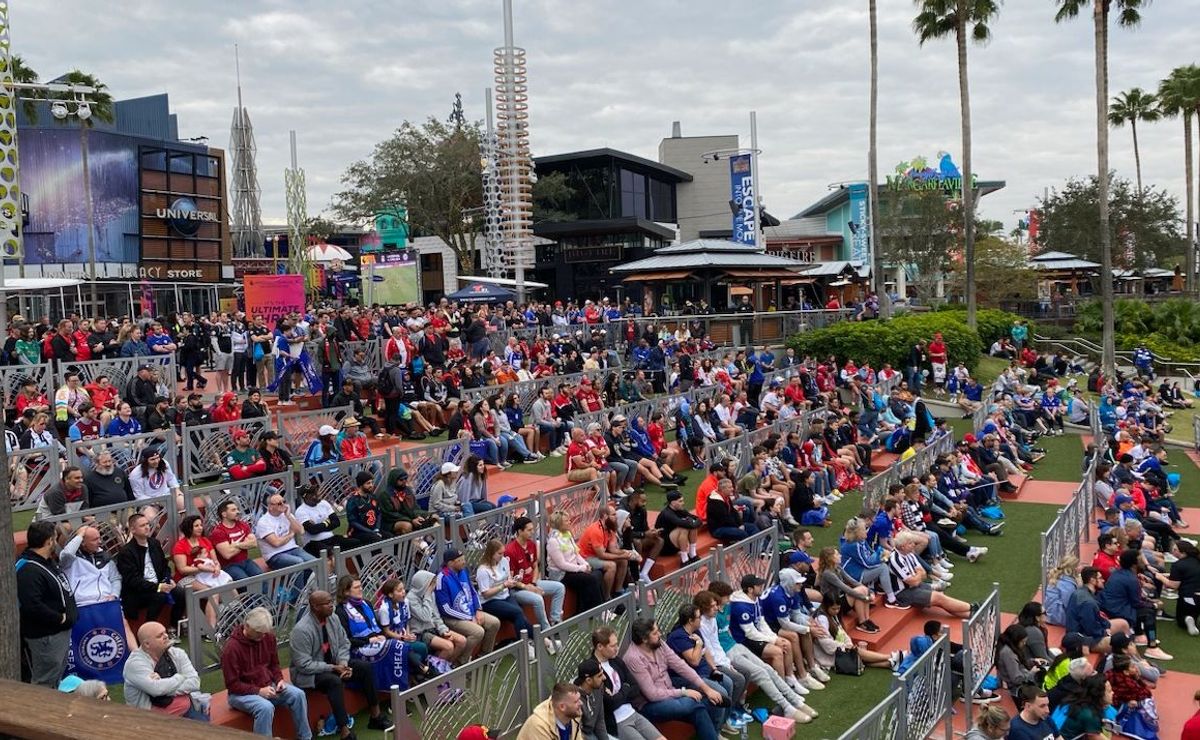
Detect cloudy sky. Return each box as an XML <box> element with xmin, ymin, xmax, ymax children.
<box><xmin>13</xmin><ymin>0</ymin><xmax>1197</xmax><ymax>231</ymax></box>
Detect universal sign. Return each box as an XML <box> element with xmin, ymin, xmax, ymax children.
<box><xmin>155</xmin><ymin>197</ymin><xmax>218</xmax><ymax>237</ymax></box>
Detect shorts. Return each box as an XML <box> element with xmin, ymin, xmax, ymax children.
<box><xmin>213</xmin><ymin>352</ymin><xmax>234</xmax><ymax>372</ymax></box>
<box><xmin>745</xmin><ymin>639</ymin><xmax>770</xmax><ymax>658</ymax></box>
<box><xmin>586</xmin><ymin>556</ymin><xmax>606</xmax><ymax>571</ymax></box>
<box><xmin>896</xmin><ymin>585</ymin><xmax>933</xmax><ymax>608</ymax></box>
<box><xmin>567</xmin><ymin>469</ymin><xmax>596</xmax><ymax>483</ymax></box>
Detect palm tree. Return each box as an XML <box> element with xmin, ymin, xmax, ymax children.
<box><xmin>868</xmin><ymin>0</ymin><xmax>888</xmax><ymax>318</ymax></box>
<box><xmin>1108</xmin><ymin>87</ymin><xmax>1159</xmax><ymax>194</ymax></box>
<box><xmin>8</xmin><ymin>54</ymin><xmax>40</xmax><ymax>122</ymax></box>
<box><xmin>50</xmin><ymin>70</ymin><xmax>114</xmax><ymax>309</ymax></box>
<box><xmin>1158</xmin><ymin>66</ymin><xmax>1200</xmax><ymax>293</ymax></box>
<box><xmin>912</xmin><ymin>0</ymin><xmax>1000</xmax><ymax>331</ymax></box>
<box><xmin>1054</xmin><ymin>0</ymin><xmax>1148</xmax><ymax>377</ymax></box>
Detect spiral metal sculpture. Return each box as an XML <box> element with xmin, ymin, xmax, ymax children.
<box><xmin>493</xmin><ymin>45</ymin><xmax>534</xmax><ymax>273</ymax></box>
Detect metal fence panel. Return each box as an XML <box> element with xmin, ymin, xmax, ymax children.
<box><xmin>533</xmin><ymin>591</ymin><xmax>637</xmax><ymax>699</ymax></box>
<box><xmin>537</xmin><ymin>479</ymin><xmax>608</xmax><ymax>568</ymax></box>
<box><xmin>276</xmin><ymin>404</ymin><xmax>353</xmax><ymax>458</ymax></box>
<box><xmin>60</xmin><ymin>355</ymin><xmax>176</xmax><ymax>401</ymax></box>
<box><xmin>892</xmin><ymin>632</ymin><xmax>953</xmax><ymax>740</ymax></box>
<box><xmin>188</xmin><ymin>472</ymin><xmax>294</xmax><ymax>533</ymax></box>
<box><xmin>392</xmin><ymin>437</ymin><xmax>469</xmax><ymax>505</ymax></box>
<box><xmin>66</xmin><ymin>429</ymin><xmax>175</xmax><ymax>479</ymax></box>
<box><xmin>299</xmin><ymin>455</ymin><xmax>389</xmax><ymax>511</ymax></box>
<box><xmin>332</xmin><ymin>527</ymin><xmax>445</xmax><ymax>604</ymax></box>
<box><xmin>0</xmin><ymin>362</ymin><xmax>54</xmax><ymax>412</ymax></box>
<box><xmin>39</xmin><ymin>492</ymin><xmax>178</xmax><ymax>561</ymax></box>
<box><xmin>960</xmin><ymin>584</ymin><xmax>1001</xmax><ymax>730</ymax></box>
<box><xmin>450</xmin><ymin>497</ymin><xmax>541</xmax><ymax>574</ymax></box>
<box><xmin>9</xmin><ymin>445</ymin><xmax>63</xmax><ymax>511</ymax></box>
<box><xmin>636</xmin><ymin>552</ymin><xmax>715</xmax><ymax>629</ymax></box>
<box><xmin>185</xmin><ymin>556</ymin><xmax>328</xmax><ymax>674</ymax></box>
<box><xmin>702</xmin><ymin>433</ymin><xmax>751</xmax><ymax>478</ymax></box>
<box><xmin>389</xmin><ymin>639</ymin><xmax>532</xmax><ymax>740</ymax></box>
<box><xmin>837</xmin><ymin>687</ymin><xmax>905</xmax><ymax>740</ymax></box>
<box><xmin>341</xmin><ymin>339</ymin><xmax>383</xmax><ymax>375</ymax></box>
<box><xmin>181</xmin><ymin>417</ymin><xmax>274</xmax><ymax>485</ymax></box>
<box><xmin>714</xmin><ymin>527</ymin><xmax>778</xmax><ymax>588</ymax></box>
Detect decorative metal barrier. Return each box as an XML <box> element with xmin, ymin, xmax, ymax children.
<box><xmin>1039</xmin><ymin>443</ymin><xmax>1101</xmax><ymax>598</ymax></box>
<box><xmin>960</xmin><ymin>584</ymin><xmax>1001</xmax><ymax>730</ymax></box>
<box><xmin>276</xmin><ymin>404</ymin><xmax>353</xmax><ymax>459</ymax></box>
<box><xmin>0</xmin><ymin>361</ymin><xmax>53</xmax><ymax>412</ymax></box>
<box><xmin>537</xmin><ymin>478</ymin><xmax>609</xmax><ymax>565</ymax></box>
<box><xmin>714</xmin><ymin>527</ymin><xmax>778</xmax><ymax>588</ymax></box>
<box><xmin>862</xmin><ymin>431</ymin><xmax>956</xmax><ymax>513</ymax></box>
<box><xmin>836</xmin><ymin>686</ymin><xmax>905</xmax><ymax>740</ymax></box>
<box><xmin>40</xmin><ymin>492</ymin><xmax>178</xmax><ymax>561</ymax></box>
<box><xmin>636</xmin><ymin>552</ymin><xmax>715</xmax><ymax>630</ymax></box>
<box><xmin>59</xmin><ymin>355</ymin><xmax>177</xmax><ymax>401</ymax></box>
<box><xmin>531</xmin><ymin>591</ymin><xmax>637</xmax><ymax>699</ymax></box>
<box><xmin>299</xmin><ymin>454</ymin><xmax>389</xmax><ymax>511</ymax></box>
<box><xmin>341</xmin><ymin>339</ymin><xmax>383</xmax><ymax>376</ymax></box>
<box><xmin>185</xmin><ymin>556</ymin><xmax>329</xmax><ymax>673</ymax></box>
<box><xmin>893</xmin><ymin>632</ymin><xmax>953</xmax><ymax>740</ymax></box>
<box><xmin>392</xmin><ymin>437</ymin><xmax>469</xmax><ymax>506</ymax></box>
<box><xmin>450</xmin><ymin>496</ymin><xmax>540</xmax><ymax>574</ymax></box>
<box><xmin>189</xmin><ymin>472</ymin><xmax>294</xmax><ymax>533</ymax></box>
<box><xmin>388</xmin><ymin>639</ymin><xmax>533</xmax><ymax>740</ymax></box>
<box><xmin>10</xmin><ymin>445</ymin><xmax>63</xmax><ymax>511</ymax></box>
<box><xmin>66</xmin><ymin>429</ymin><xmax>176</xmax><ymax>478</ymax></box>
<box><xmin>332</xmin><ymin>527</ymin><xmax>446</xmax><ymax>604</ymax></box>
<box><xmin>459</xmin><ymin>368</ymin><xmax>610</xmax><ymax>418</ymax></box>
<box><xmin>701</xmin><ymin>433</ymin><xmax>752</xmax><ymax>478</ymax></box>
<box><xmin>972</xmin><ymin>401</ymin><xmax>990</xmax><ymax>434</ymax></box>
<box><xmin>181</xmin><ymin>417</ymin><xmax>274</xmax><ymax>485</ymax></box>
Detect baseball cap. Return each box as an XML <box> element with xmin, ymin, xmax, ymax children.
<box><xmin>666</xmin><ymin>490</ymin><xmax>683</xmax><ymax>502</ymax></box>
<box><xmin>1109</xmin><ymin>632</ymin><xmax>1131</xmax><ymax>651</ymax></box>
<box><xmin>394</xmin><ymin>468</ymin><xmax>409</xmax><ymax>479</ymax></box>
<box><xmin>1114</xmin><ymin>494</ymin><xmax>1133</xmax><ymax>506</ymax></box>
<box><xmin>1061</xmin><ymin>632</ymin><xmax>1086</xmax><ymax>652</ymax></box>
<box><xmin>318</xmin><ymin>424</ymin><xmax>337</xmax><ymax>436</ymax></box>
<box><xmin>788</xmin><ymin>550</ymin><xmax>813</xmax><ymax>566</ymax></box>
<box><xmin>443</xmin><ymin>547</ymin><xmax>464</xmax><ymax>565</ymax></box>
<box><xmin>740</xmin><ymin>574</ymin><xmax>766</xmax><ymax>590</ymax></box>
<box><xmin>138</xmin><ymin>363</ymin><xmax>154</xmax><ymax>371</ymax></box>
<box><xmin>576</xmin><ymin>657</ymin><xmax>603</xmax><ymax>683</ymax></box>
<box><xmin>441</xmin><ymin>462</ymin><xmax>461</xmax><ymax>475</ymax></box>
<box><xmin>963</xmin><ymin>433</ymin><xmax>977</xmax><ymax>444</ymax></box>
<box><xmin>58</xmin><ymin>675</ymin><xmax>84</xmax><ymax>693</ymax></box>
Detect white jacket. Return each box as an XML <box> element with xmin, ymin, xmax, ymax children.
<box><xmin>60</xmin><ymin>534</ymin><xmax>122</xmax><ymax>606</ymax></box>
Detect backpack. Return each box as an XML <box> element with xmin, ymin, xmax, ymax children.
<box><xmin>377</xmin><ymin>363</ymin><xmax>400</xmax><ymax>398</ymax></box>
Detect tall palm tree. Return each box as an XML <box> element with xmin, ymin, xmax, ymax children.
<box><xmin>1054</xmin><ymin>0</ymin><xmax>1148</xmax><ymax>377</ymax></box>
<box><xmin>912</xmin><ymin>0</ymin><xmax>1001</xmax><ymax>331</ymax></box>
<box><xmin>8</xmin><ymin>54</ymin><xmax>39</xmax><ymax>122</ymax></box>
<box><xmin>1158</xmin><ymin>66</ymin><xmax>1200</xmax><ymax>293</ymax></box>
<box><xmin>1108</xmin><ymin>87</ymin><xmax>1159</xmax><ymax>194</ymax></box>
<box><xmin>868</xmin><ymin>0</ymin><xmax>888</xmax><ymax>318</ymax></box>
<box><xmin>50</xmin><ymin>70</ymin><xmax>114</xmax><ymax>309</ymax></box>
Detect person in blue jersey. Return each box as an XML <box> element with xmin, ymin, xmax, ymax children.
<box><xmin>760</xmin><ymin>568</ymin><xmax>826</xmax><ymax>691</ymax></box>
<box><xmin>1039</xmin><ymin>387</ymin><xmax>1066</xmax><ymax>435</ymax></box>
<box><xmin>435</xmin><ymin>548</ymin><xmax>499</xmax><ymax>665</ymax></box>
<box><xmin>840</xmin><ymin>516</ymin><xmax>903</xmax><ymax>608</ymax></box>
<box><xmin>105</xmin><ymin>401</ymin><xmax>143</xmax><ymax>437</ymax></box>
<box><xmin>729</xmin><ymin>574</ymin><xmax>811</xmax><ymax>696</ymax></box>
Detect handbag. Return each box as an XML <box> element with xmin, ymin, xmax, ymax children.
<box><xmin>252</xmin><ymin>344</ymin><xmax>264</xmax><ymax>363</ymax></box>
<box><xmin>1116</xmin><ymin>698</ymin><xmax>1159</xmax><ymax>740</ymax></box>
<box><xmin>834</xmin><ymin>647</ymin><xmax>864</xmax><ymax>676</ymax></box>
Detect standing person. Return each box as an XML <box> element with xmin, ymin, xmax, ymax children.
<box><xmin>115</xmin><ymin>513</ymin><xmax>186</xmax><ymax>626</ymax></box>
<box><xmin>16</xmin><ymin>520</ymin><xmax>77</xmax><ymax>688</ymax></box>
<box><xmin>436</xmin><ymin>548</ymin><xmax>500</xmax><ymax>663</ymax></box>
<box><xmin>505</xmin><ymin>516</ymin><xmax>566</xmax><ymax>638</ymax></box>
<box><xmin>122</xmin><ymin>620</ymin><xmax>207</xmax><ymax>721</ymax></box>
<box><xmin>221</xmin><ymin>608</ymin><xmax>311</xmax><ymax>739</ymax></box>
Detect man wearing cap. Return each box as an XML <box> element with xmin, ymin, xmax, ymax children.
<box><xmin>345</xmin><ymin>471</ymin><xmax>384</xmax><ymax>546</ymax></box>
<box><xmin>127</xmin><ymin>364</ymin><xmax>160</xmax><ymax>417</ymax></box>
<box><xmin>182</xmin><ymin>392</ymin><xmax>212</xmax><ymax>426</ymax></box>
<box><xmin>336</xmin><ymin>417</ymin><xmax>369</xmax><ymax>461</ymax></box>
<box><xmin>225</xmin><ymin>429</ymin><xmax>267</xmax><ymax>480</ymax></box>
<box><xmin>574</xmin><ymin>658</ymin><xmax>611</xmax><ymax>740</ymax></box>
<box><xmin>437</xmin><ymin>548</ymin><xmax>499</xmax><ymax>662</ymax></box>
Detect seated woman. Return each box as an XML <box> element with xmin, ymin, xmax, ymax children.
<box><xmin>428</xmin><ymin>461</ymin><xmax>464</xmax><ymax>519</ymax></box>
<box><xmin>257</xmin><ymin>431</ymin><xmax>293</xmax><ymax>477</ymax></box>
<box><xmin>620</xmin><ymin>415</ymin><xmax>684</xmax><ymax>488</ymax></box>
<box><xmin>376</xmin><ymin>577</ymin><xmax>434</xmax><ymax>683</ymax></box>
<box><xmin>455</xmin><ymin>454</ymin><xmax>498</xmax><ymax>517</ymax></box>
<box><xmin>811</xmin><ymin>594</ymin><xmax>899</xmax><ymax>672</ymax></box>
<box><xmin>817</xmin><ymin>545</ymin><xmax>878</xmax><ymax>634</ymax></box>
<box><xmin>503</xmin><ymin>392</ymin><xmax>541</xmax><ymax>457</ymax></box>
<box><xmin>304</xmin><ymin>425</ymin><xmax>342</xmax><ymax>468</ymax></box>
<box><xmin>334</xmin><ymin>575</ymin><xmax>412</xmax><ymax>687</ymax></box>
<box><xmin>544</xmin><ymin>509</ymin><xmax>606</xmax><ymax>613</ymax></box>
<box><xmin>171</xmin><ymin>514</ymin><xmax>231</xmax><ymax>630</ymax></box>
<box><xmin>130</xmin><ymin>446</ymin><xmax>185</xmax><ymax>514</ymax></box>
<box><xmin>995</xmin><ymin>623</ymin><xmax>1040</xmax><ymax>697</ymax></box>
<box><xmin>1042</xmin><ymin>555</ymin><xmax>1079</xmax><ymax>627</ymax></box>
<box><xmin>475</xmin><ymin>539</ymin><xmax>535</xmax><ymax>659</ymax></box>
<box><xmin>839</xmin><ymin>517</ymin><xmax>901</xmax><ymax>609</ymax></box>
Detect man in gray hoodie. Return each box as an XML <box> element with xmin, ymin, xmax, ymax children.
<box><xmin>405</xmin><ymin>569</ymin><xmax>468</xmax><ymax>664</ymax></box>
<box><xmin>122</xmin><ymin>620</ymin><xmax>207</xmax><ymax>721</ymax></box>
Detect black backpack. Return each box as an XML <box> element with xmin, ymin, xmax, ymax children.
<box><xmin>377</xmin><ymin>362</ymin><xmax>400</xmax><ymax>398</ymax></box>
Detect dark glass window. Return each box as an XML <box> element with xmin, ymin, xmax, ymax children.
<box><xmin>649</xmin><ymin>178</ymin><xmax>675</xmax><ymax>222</ymax></box>
<box><xmin>420</xmin><ymin>252</ymin><xmax>442</xmax><ymax>273</ymax></box>
<box><xmin>169</xmin><ymin>153</ymin><xmax>194</xmax><ymax>175</ymax></box>
<box><xmin>620</xmin><ymin>169</ymin><xmax>646</xmax><ymax>219</ymax></box>
<box><xmin>141</xmin><ymin>150</ymin><xmax>166</xmax><ymax>171</ymax></box>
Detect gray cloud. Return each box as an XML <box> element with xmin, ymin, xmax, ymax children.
<box><xmin>11</xmin><ymin>0</ymin><xmax>1196</xmax><ymax>231</ymax></box>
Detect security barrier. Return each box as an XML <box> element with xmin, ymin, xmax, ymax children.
<box><xmin>392</xmin><ymin>437</ymin><xmax>469</xmax><ymax>505</ymax></box>
<box><xmin>181</xmin><ymin>417</ymin><xmax>274</xmax><ymax>485</ymax></box>
<box><xmin>9</xmin><ymin>445</ymin><xmax>63</xmax><ymax>511</ymax></box>
<box><xmin>893</xmin><ymin>632</ymin><xmax>953</xmax><ymax>740</ymax></box>
<box><xmin>188</xmin><ymin>472</ymin><xmax>293</xmax><ymax>532</ymax></box>
<box><xmin>449</xmin><ymin>496</ymin><xmax>540</xmax><ymax>574</ymax></box>
<box><xmin>636</xmin><ymin>552</ymin><xmax>715</xmax><ymax>629</ymax></box>
<box><xmin>388</xmin><ymin>639</ymin><xmax>533</xmax><ymax>740</ymax></box>
<box><xmin>59</xmin><ymin>355</ymin><xmax>176</xmax><ymax>401</ymax></box>
<box><xmin>536</xmin><ymin>478</ymin><xmax>608</xmax><ymax>564</ymax></box>
<box><xmin>961</xmin><ymin>584</ymin><xmax>1001</xmax><ymax>730</ymax></box>
<box><xmin>341</xmin><ymin>339</ymin><xmax>383</xmax><ymax>375</ymax></box>
<box><xmin>276</xmin><ymin>403</ymin><xmax>353</xmax><ymax>458</ymax></box>
<box><xmin>67</xmin><ymin>429</ymin><xmax>175</xmax><ymax>478</ymax></box>
<box><xmin>714</xmin><ymin>527</ymin><xmax>778</xmax><ymax>588</ymax></box>
<box><xmin>862</xmin><ymin>431</ymin><xmax>956</xmax><ymax>512</ymax></box>
<box><xmin>836</xmin><ymin>686</ymin><xmax>905</xmax><ymax>740</ymax></box>
<box><xmin>332</xmin><ymin>527</ymin><xmax>445</xmax><ymax>604</ymax></box>
<box><xmin>531</xmin><ymin>591</ymin><xmax>637</xmax><ymax>699</ymax></box>
<box><xmin>299</xmin><ymin>454</ymin><xmax>389</xmax><ymax>510</ymax></box>
<box><xmin>701</xmin><ymin>433</ymin><xmax>752</xmax><ymax>478</ymax></box>
<box><xmin>1039</xmin><ymin>439</ymin><xmax>1101</xmax><ymax>598</ymax></box>
<box><xmin>40</xmin><ymin>492</ymin><xmax>178</xmax><ymax>560</ymax></box>
<box><xmin>0</xmin><ymin>362</ymin><xmax>54</xmax><ymax>412</ymax></box>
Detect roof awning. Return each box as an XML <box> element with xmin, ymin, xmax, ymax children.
<box><xmin>621</xmin><ymin>270</ymin><xmax>692</xmax><ymax>283</ymax></box>
<box><xmin>781</xmin><ymin>278</ymin><xmax>817</xmax><ymax>286</ymax></box>
<box><xmin>722</xmin><ymin>269</ymin><xmax>803</xmax><ymax>280</ymax></box>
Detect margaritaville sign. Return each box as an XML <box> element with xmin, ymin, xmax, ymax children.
<box><xmin>886</xmin><ymin>152</ymin><xmax>979</xmax><ymax>193</ymax></box>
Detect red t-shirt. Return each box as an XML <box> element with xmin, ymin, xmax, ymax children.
<box><xmin>171</xmin><ymin>535</ymin><xmax>216</xmax><ymax>578</ymax></box>
<box><xmin>209</xmin><ymin>520</ymin><xmax>252</xmax><ymax>565</ymax></box>
<box><xmin>1092</xmin><ymin>550</ymin><xmax>1120</xmax><ymax>580</ymax></box>
<box><xmin>648</xmin><ymin>423</ymin><xmax>665</xmax><ymax>455</ymax></box>
<box><xmin>1182</xmin><ymin>711</ymin><xmax>1200</xmax><ymax>740</ymax></box>
<box><xmin>576</xmin><ymin>389</ymin><xmax>601</xmax><ymax>412</ymax></box>
<box><xmin>577</xmin><ymin>522</ymin><xmax>611</xmax><ymax>559</ymax></box>
<box><xmin>566</xmin><ymin>441</ymin><xmax>591</xmax><ymax>472</ymax></box>
<box><xmin>928</xmin><ymin>341</ymin><xmax>947</xmax><ymax>364</ymax></box>
<box><xmin>784</xmin><ymin>384</ymin><xmax>806</xmax><ymax>404</ymax></box>
<box><xmin>84</xmin><ymin>383</ymin><xmax>117</xmax><ymax>410</ymax></box>
<box><xmin>695</xmin><ymin>474</ymin><xmax>718</xmax><ymax>520</ymax></box>
<box><xmin>504</xmin><ymin>538</ymin><xmax>538</xmax><ymax>584</ymax></box>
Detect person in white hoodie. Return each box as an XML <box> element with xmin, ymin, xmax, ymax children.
<box><xmin>59</xmin><ymin>526</ymin><xmax>134</xmax><ymax>645</ymax></box>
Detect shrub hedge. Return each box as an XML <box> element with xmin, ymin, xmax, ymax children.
<box><xmin>931</xmin><ymin>306</ymin><xmax>1027</xmax><ymax>347</ymax></box>
<box><xmin>786</xmin><ymin>312</ymin><xmax>985</xmax><ymax>372</ymax></box>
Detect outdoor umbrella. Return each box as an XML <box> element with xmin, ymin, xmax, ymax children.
<box><xmin>306</xmin><ymin>242</ymin><xmax>354</xmax><ymax>262</ymax></box>
<box><xmin>446</xmin><ymin>281</ymin><xmax>517</xmax><ymax>304</ymax></box>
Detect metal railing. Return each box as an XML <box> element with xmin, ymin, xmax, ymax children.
<box><xmin>960</xmin><ymin>584</ymin><xmax>1001</xmax><ymax>730</ymax></box>
<box><xmin>531</xmin><ymin>591</ymin><xmax>638</xmax><ymax>699</ymax></box>
<box><xmin>331</xmin><ymin>528</ymin><xmax>445</xmax><ymax>604</ymax></box>
<box><xmin>862</xmin><ymin>431</ymin><xmax>956</xmax><ymax>512</ymax></box>
<box><xmin>9</xmin><ymin>445</ymin><xmax>63</xmax><ymax>511</ymax></box>
<box><xmin>537</xmin><ymin>479</ymin><xmax>608</xmax><ymax>576</ymax></box>
<box><xmin>58</xmin><ymin>355</ymin><xmax>177</xmax><ymax>401</ymax></box>
<box><xmin>188</xmin><ymin>471</ymin><xmax>293</xmax><ymax>533</ymax></box>
<box><xmin>701</xmin><ymin>432</ymin><xmax>752</xmax><ymax>478</ymax></box>
<box><xmin>449</xmin><ymin>496</ymin><xmax>540</xmax><ymax>574</ymax></box>
<box><xmin>66</xmin><ymin>429</ymin><xmax>175</xmax><ymax>478</ymax></box>
<box><xmin>299</xmin><ymin>454</ymin><xmax>389</xmax><ymax>511</ymax></box>
<box><xmin>636</xmin><ymin>551</ymin><xmax>715</xmax><ymax>629</ymax></box>
<box><xmin>392</xmin><ymin>437</ymin><xmax>469</xmax><ymax>506</ymax></box>
<box><xmin>893</xmin><ymin>631</ymin><xmax>953</xmax><ymax>740</ymax></box>
<box><xmin>275</xmin><ymin>404</ymin><xmax>353</xmax><ymax>459</ymax></box>
<box><xmin>39</xmin><ymin>492</ymin><xmax>178</xmax><ymax>561</ymax></box>
<box><xmin>1194</xmin><ymin>414</ymin><xmax>1200</xmax><ymax>452</ymax></box>
<box><xmin>181</xmin><ymin>417</ymin><xmax>274</xmax><ymax>485</ymax></box>
<box><xmin>837</xmin><ymin>686</ymin><xmax>905</xmax><ymax>740</ymax></box>
<box><xmin>1039</xmin><ymin>442</ymin><xmax>1100</xmax><ymax>599</ymax></box>
<box><xmin>0</xmin><ymin>362</ymin><xmax>54</xmax><ymax>412</ymax></box>
<box><xmin>388</xmin><ymin>638</ymin><xmax>533</xmax><ymax>740</ymax></box>
<box><xmin>713</xmin><ymin>527</ymin><xmax>778</xmax><ymax>587</ymax></box>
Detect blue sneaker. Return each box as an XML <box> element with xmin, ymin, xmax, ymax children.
<box><xmin>318</xmin><ymin>715</ymin><xmax>337</xmax><ymax>737</ymax></box>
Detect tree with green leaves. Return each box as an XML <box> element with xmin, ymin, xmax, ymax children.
<box><xmin>912</xmin><ymin>0</ymin><xmax>1000</xmax><ymax>331</ymax></box>
<box><xmin>1109</xmin><ymin>87</ymin><xmax>1159</xmax><ymax>194</ymax></box>
<box><xmin>1158</xmin><ymin>65</ymin><xmax>1200</xmax><ymax>293</ymax></box>
<box><xmin>951</xmin><ymin>234</ymin><xmax>1038</xmax><ymax>307</ymax></box>
<box><xmin>1037</xmin><ymin>175</ymin><xmax>1184</xmax><ymax>269</ymax></box>
<box><xmin>303</xmin><ymin>216</ymin><xmax>342</xmax><ymax>242</ymax></box>
<box><xmin>334</xmin><ymin>100</ymin><xmax>483</xmax><ymax>274</ymax></box>
<box><xmin>878</xmin><ymin>190</ymin><xmax>958</xmax><ymax>306</ymax></box>
<box><xmin>9</xmin><ymin>54</ymin><xmax>39</xmax><ymax>122</ymax></box>
<box><xmin>1053</xmin><ymin>0</ymin><xmax>1148</xmax><ymax>377</ymax></box>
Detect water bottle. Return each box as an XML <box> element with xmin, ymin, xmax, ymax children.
<box><xmin>739</xmin><ymin>721</ymin><xmax>749</xmax><ymax>740</ymax></box>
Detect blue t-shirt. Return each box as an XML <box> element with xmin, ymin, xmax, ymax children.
<box><xmin>1005</xmin><ymin>715</ymin><xmax>1058</xmax><ymax>740</ymax></box>
<box><xmin>665</xmin><ymin>626</ymin><xmax>712</xmax><ymax>678</ymax></box>
<box><xmin>106</xmin><ymin>416</ymin><xmax>142</xmax><ymax>437</ymax></box>
<box><xmin>728</xmin><ymin>598</ymin><xmax>761</xmax><ymax>644</ymax></box>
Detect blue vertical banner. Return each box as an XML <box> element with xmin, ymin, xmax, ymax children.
<box><xmin>65</xmin><ymin>601</ymin><xmax>130</xmax><ymax>683</ymax></box>
<box><xmin>730</xmin><ymin>154</ymin><xmax>756</xmax><ymax>245</ymax></box>
<box><xmin>848</xmin><ymin>182</ymin><xmax>870</xmax><ymax>264</ymax></box>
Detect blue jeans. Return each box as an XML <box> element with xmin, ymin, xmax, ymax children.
<box><xmin>640</xmin><ymin>695</ymin><xmax>718</xmax><ymax>740</ymax></box>
<box><xmin>672</xmin><ymin>673</ymin><xmax>731</xmax><ymax>728</ymax></box>
<box><xmin>477</xmin><ymin>438</ymin><xmax>501</xmax><ymax>465</ymax></box>
<box><xmin>514</xmin><ymin>580</ymin><xmax>566</xmax><ymax>627</ymax></box>
<box><xmin>501</xmin><ymin>430</ymin><xmax>534</xmax><ymax>461</ymax></box>
<box><xmin>463</xmin><ymin>499</ymin><xmax>497</xmax><ymax>517</ymax></box>
<box><xmin>609</xmin><ymin>460</ymin><xmax>635</xmax><ymax>488</ymax></box>
<box><xmin>712</xmin><ymin>524</ymin><xmax>758</xmax><ymax>542</ymax></box>
<box><xmin>225</xmin><ymin>560</ymin><xmax>264</xmax><ymax>581</ymax></box>
<box><xmin>494</xmin><ymin>435</ymin><xmax>510</xmax><ymax>462</ymax></box>
<box><xmin>480</xmin><ymin>595</ymin><xmax>532</xmax><ymax>639</ymax></box>
<box><xmin>228</xmin><ymin>684</ymin><xmax>312</xmax><ymax>739</ymax></box>
<box><xmin>266</xmin><ymin>548</ymin><xmax>317</xmax><ymax>570</ymax></box>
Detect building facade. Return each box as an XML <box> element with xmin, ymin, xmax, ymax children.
<box><xmin>657</xmin><ymin>126</ymin><xmax>739</xmax><ymax>242</ymax></box>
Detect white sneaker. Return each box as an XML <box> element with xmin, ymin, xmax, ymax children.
<box><xmin>1186</xmin><ymin>616</ymin><xmax>1199</xmax><ymax>636</ymax></box>
<box><xmin>786</xmin><ymin>675</ymin><xmax>808</xmax><ymax>695</ymax></box>
<box><xmin>932</xmin><ymin>580</ymin><xmax>948</xmax><ymax>591</ymax></box>
<box><xmin>933</xmin><ymin>570</ymin><xmax>953</xmax><ymax>581</ymax></box>
<box><xmin>811</xmin><ymin>666</ymin><xmax>831</xmax><ymax>683</ymax></box>
<box><xmin>544</xmin><ymin>637</ymin><xmax>557</xmax><ymax>656</ymax></box>
<box><xmin>549</xmin><ymin>449</ymin><xmax>563</xmax><ymax>457</ymax></box>
<box><xmin>801</xmin><ymin>675</ymin><xmax>824</xmax><ymax>690</ymax></box>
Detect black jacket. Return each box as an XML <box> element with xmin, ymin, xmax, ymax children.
<box><xmin>128</xmin><ymin>376</ymin><xmax>159</xmax><ymax>409</ymax></box>
<box><xmin>115</xmin><ymin>538</ymin><xmax>173</xmax><ymax>602</ymax></box>
<box><xmin>597</xmin><ymin>656</ymin><xmax>642</xmax><ymax>736</ymax></box>
<box><xmin>16</xmin><ymin>549</ymin><xmax>77</xmax><ymax>638</ymax></box>
<box><xmin>705</xmin><ymin>495</ymin><xmax>742</xmax><ymax>531</ymax></box>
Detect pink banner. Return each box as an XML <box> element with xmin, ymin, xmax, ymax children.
<box><xmin>244</xmin><ymin>274</ymin><xmax>306</xmax><ymax>324</ymax></box>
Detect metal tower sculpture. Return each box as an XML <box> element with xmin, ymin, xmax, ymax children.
<box><xmin>284</xmin><ymin>129</ymin><xmax>310</xmax><ymax>285</ymax></box>
<box><xmin>228</xmin><ymin>46</ymin><xmax>264</xmax><ymax>258</ymax></box>
<box><xmin>480</xmin><ymin>87</ymin><xmax>506</xmax><ymax>278</ymax></box>
<box><xmin>493</xmin><ymin>0</ymin><xmax>534</xmax><ymax>301</ymax></box>
<box><xmin>0</xmin><ymin>2</ymin><xmax>22</xmax><ymax>265</ymax></box>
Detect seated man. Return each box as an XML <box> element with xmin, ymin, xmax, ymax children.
<box><xmin>115</xmin><ymin>513</ymin><xmax>186</xmax><ymax>626</ymax></box>
<box><xmin>516</xmin><ymin>682</ymin><xmax>585</xmax><ymax>740</ymax></box>
<box><xmin>885</xmin><ymin>531</ymin><xmax>973</xmax><ymax>618</ymax></box>
<box><xmin>290</xmin><ymin>590</ymin><xmax>390</xmax><ymax>739</ymax></box>
<box><xmin>122</xmin><ymin>620</ymin><xmax>208</xmax><ymax>721</ymax></box>
<box><xmin>436</xmin><ymin>547</ymin><xmax>500</xmax><ymax>663</ymax></box>
<box><xmin>622</xmin><ymin>617</ymin><xmax>724</xmax><ymax>740</ymax></box>
<box><xmin>254</xmin><ymin>493</ymin><xmax>317</xmax><ymax>569</ymax></box>
<box><xmin>220</xmin><ymin>607</ymin><xmax>312</xmax><ymax>739</ymax></box>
